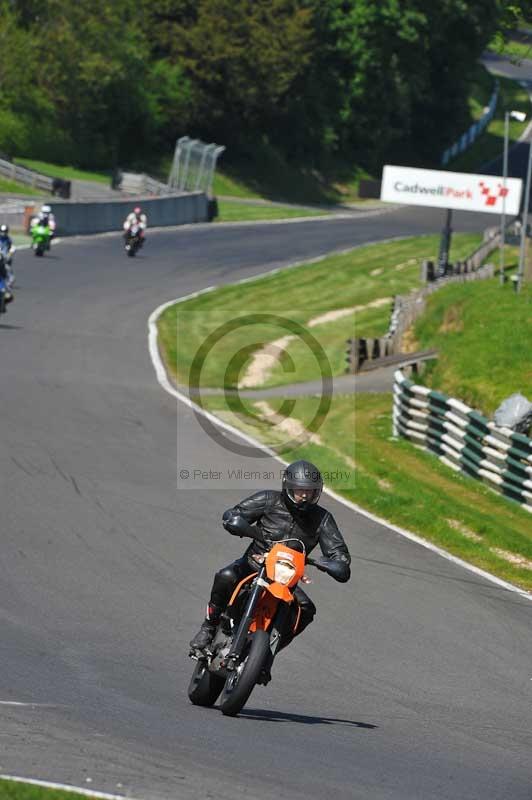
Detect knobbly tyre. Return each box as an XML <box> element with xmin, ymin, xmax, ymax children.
<box><xmin>188</xmin><ymin>522</ymin><xmax>345</xmax><ymax>717</ymax></box>
<box><xmin>124</xmin><ymin>223</ymin><xmax>143</xmax><ymax>257</ymax></box>
<box><xmin>31</xmin><ymin>222</ymin><xmax>52</xmax><ymax>257</ymax></box>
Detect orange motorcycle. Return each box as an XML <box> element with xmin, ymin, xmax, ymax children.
<box><xmin>188</xmin><ymin>533</ymin><xmax>343</xmax><ymax>717</ymax></box>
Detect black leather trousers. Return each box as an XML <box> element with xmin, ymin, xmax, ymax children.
<box><xmin>208</xmin><ymin>556</ymin><xmax>316</xmax><ymax>637</ymax></box>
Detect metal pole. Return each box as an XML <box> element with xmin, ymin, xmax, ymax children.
<box><xmin>437</xmin><ymin>209</ymin><xmax>453</xmax><ymax>277</ymax></box>
<box><xmin>517</xmin><ymin>141</ymin><xmax>532</xmax><ymax>292</ymax></box>
<box><xmin>500</xmin><ymin>111</ymin><xmax>509</xmax><ymax>285</ymax></box>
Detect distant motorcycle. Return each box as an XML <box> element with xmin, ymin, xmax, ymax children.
<box><xmin>124</xmin><ymin>224</ymin><xmax>143</xmax><ymax>257</ymax></box>
<box><xmin>31</xmin><ymin>223</ymin><xmax>52</xmax><ymax>257</ymax></box>
<box><xmin>0</xmin><ymin>254</ymin><xmax>14</xmax><ymax>314</ymax></box>
<box><xmin>0</xmin><ymin>241</ymin><xmax>15</xmax><ymax>289</ymax></box>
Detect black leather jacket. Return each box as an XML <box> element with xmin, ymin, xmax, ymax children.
<box><xmin>223</xmin><ymin>490</ymin><xmax>351</xmax><ymax>582</ymax></box>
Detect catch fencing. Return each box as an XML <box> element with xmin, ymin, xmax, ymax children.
<box><xmin>393</xmin><ymin>370</ymin><xmax>532</xmax><ymax>512</ymax></box>
<box><xmin>441</xmin><ymin>81</ymin><xmax>499</xmax><ymax>166</ymax></box>
<box><xmin>167</xmin><ymin>137</ymin><xmax>225</xmax><ymax>195</ymax></box>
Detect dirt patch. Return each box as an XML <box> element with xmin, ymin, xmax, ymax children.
<box><xmin>253</xmin><ymin>401</ymin><xmax>357</xmax><ymax>471</ymax></box>
<box><xmin>253</xmin><ymin>401</ymin><xmax>324</xmax><ymax>446</ymax></box>
<box><xmin>239</xmin><ymin>335</ymin><xmax>295</xmax><ymax>388</ymax></box>
<box><xmin>241</xmin><ymin>298</ymin><xmax>392</xmax><ymax>388</ymax></box>
<box><xmin>446</xmin><ymin>518</ymin><xmax>482</xmax><ymax>542</ymax></box>
<box><xmin>394</xmin><ymin>258</ymin><xmax>419</xmax><ymax>272</ymax></box>
<box><xmin>439</xmin><ymin>304</ymin><xmax>464</xmax><ymax>334</ymax></box>
<box><xmin>400</xmin><ymin>326</ymin><xmax>420</xmax><ymax>354</ymax></box>
<box><xmin>491</xmin><ymin>548</ymin><xmax>532</xmax><ymax>570</ymax></box>
<box><xmin>307</xmin><ymin>297</ymin><xmax>391</xmax><ymax>328</ymax></box>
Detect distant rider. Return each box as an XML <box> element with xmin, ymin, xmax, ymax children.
<box><xmin>123</xmin><ymin>206</ymin><xmax>147</xmax><ymax>246</ymax></box>
<box><xmin>0</xmin><ymin>224</ymin><xmax>16</xmax><ymax>288</ymax></box>
<box><xmin>189</xmin><ymin>460</ymin><xmax>351</xmax><ymax>657</ymax></box>
<box><xmin>31</xmin><ymin>204</ymin><xmax>56</xmax><ymax>248</ymax></box>
<box><xmin>0</xmin><ymin>243</ymin><xmax>13</xmax><ymax>304</ymax></box>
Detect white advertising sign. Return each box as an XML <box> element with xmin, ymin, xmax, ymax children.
<box><xmin>381</xmin><ymin>165</ymin><xmax>522</xmax><ymax>215</ymax></box>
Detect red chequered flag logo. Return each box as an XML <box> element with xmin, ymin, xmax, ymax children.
<box><xmin>478</xmin><ymin>181</ymin><xmax>509</xmax><ymax>207</ymax></box>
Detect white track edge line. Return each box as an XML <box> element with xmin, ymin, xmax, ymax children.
<box><xmin>148</xmin><ymin>255</ymin><xmax>532</xmax><ymax>603</ymax></box>
<box><xmin>0</xmin><ymin>775</ymin><xmax>141</xmax><ymax>800</ymax></box>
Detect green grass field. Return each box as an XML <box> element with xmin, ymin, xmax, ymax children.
<box><xmin>14</xmin><ymin>158</ymin><xmax>109</xmax><ymax>184</ymax></box>
<box><xmin>0</xmin><ymin>176</ymin><xmax>44</xmax><ymax>195</ymax></box>
<box><xmin>216</xmin><ymin>199</ymin><xmax>331</xmax><ymax>222</ymax></box>
<box><xmin>0</xmin><ymin>779</ymin><xmax>92</xmax><ymax>800</ymax></box>
<box><xmin>157</xmin><ymin>232</ymin><xmax>483</xmax><ymax>390</ymax></box>
<box><xmin>412</xmin><ymin>261</ymin><xmax>532</xmax><ymax>414</ymax></box>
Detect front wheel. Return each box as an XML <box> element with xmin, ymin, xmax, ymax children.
<box><xmin>220</xmin><ymin>629</ymin><xmax>270</xmax><ymax>717</ymax></box>
<box><xmin>188</xmin><ymin>660</ymin><xmax>225</xmax><ymax>707</ymax></box>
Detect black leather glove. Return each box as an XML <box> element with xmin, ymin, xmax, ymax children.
<box><xmin>308</xmin><ymin>557</ymin><xmax>350</xmax><ymax>583</ymax></box>
<box><xmin>222</xmin><ymin>511</ymin><xmax>262</xmax><ymax>540</ymax></box>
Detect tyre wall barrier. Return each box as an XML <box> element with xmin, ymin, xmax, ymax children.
<box><xmin>393</xmin><ymin>370</ymin><xmax>532</xmax><ymax>513</ymax></box>
<box><xmin>30</xmin><ymin>192</ymin><xmax>209</xmax><ymax>236</ymax></box>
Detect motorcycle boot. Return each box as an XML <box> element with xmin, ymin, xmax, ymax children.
<box><xmin>189</xmin><ymin>603</ymin><xmax>223</xmax><ymax>653</ymax></box>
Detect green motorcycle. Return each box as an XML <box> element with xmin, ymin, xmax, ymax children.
<box><xmin>31</xmin><ymin>223</ymin><xmax>52</xmax><ymax>257</ymax></box>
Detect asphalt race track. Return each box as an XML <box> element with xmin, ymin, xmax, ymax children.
<box><xmin>1</xmin><ymin>207</ymin><xmax>531</xmax><ymax>800</ymax></box>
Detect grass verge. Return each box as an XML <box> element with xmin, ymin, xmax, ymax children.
<box><xmin>0</xmin><ymin>176</ymin><xmax>44</xmax><ymax>195</ymax></box>
<box><xmin>409</xmin><ymin>252</ymin><xmax>532</xmax><ymax>414</ymax></box>
<box><xmin>215</xmin><ymin>199</ymin><xmax>331</xmax><ymax>222</ymax></box>
<box><xmin>447</xmin><ymin>66</ymin><xmax>530</xmax><ymax>172</ymax></box>
<box><xmin>157</xmin><ymin>232</ymin><xmax>483</xmax><ymax>389</ymax></box>
<box><xmin>489</xmin><ymin>29</ymin><xmax>532</xmax><ymax>63</ymax></box>
<box><xmin>0</xmin><ymin>778</ymin><xmax>95</xmax><ymax>800</ymax></box>
<box><xmin>14</xmin><ymin>158</ymin><xmax>109</xmax><ymax>184</ymax></box>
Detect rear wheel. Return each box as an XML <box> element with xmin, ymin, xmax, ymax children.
<box><xmin>220</xmin><ymin>629</ymin><xmax>270</xmax><ymax>717</ymax></box>
<box><xmin>0</xmin><ymin>292</ymin><xmax>5</xmax><ymax>314</ymax></box>
<box><xmin>188</xmin><ymin>660</ymin><xmax>225</xmax><ymax>707</ymax></box>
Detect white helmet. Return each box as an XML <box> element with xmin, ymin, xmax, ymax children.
<box><xmin>41</xmin><ymin>204</ymin><xmax>52</xmax><ymax>214</ymax></box>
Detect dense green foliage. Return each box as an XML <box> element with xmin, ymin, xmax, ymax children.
<box><xmin>0</xmin><ymin>0</ymin><xmax>530</xmax><ymax>171</ymax></box>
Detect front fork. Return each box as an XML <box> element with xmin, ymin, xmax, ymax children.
<box><xmin>226</xmin><ymin>566</ymin><xmax>267</xmax><ymax>667</ymax></box>
<box><xmin>226</xmin><ymin>568</ymin><xmax>289</xmax><ymax>671</ymax></box>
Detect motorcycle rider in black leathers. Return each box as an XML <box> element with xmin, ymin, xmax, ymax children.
<box><xmin>189</xmin><ymin>460</ymin><xmax>351</xmax><ymax>653</ymax></box>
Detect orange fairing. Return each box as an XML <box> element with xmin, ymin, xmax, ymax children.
<box><xmin>265</xmin><ymin>543</ymin><xmax>306</xmax><ymax>602</ymax></box>
<box><xmin>228</xmin><ymin>572</ymin><xmax>257</xmax><ymax>607</ymax></box>
<box><xmin>250</xmin><ymin>591</ymin><xmax>278</xmax><ymax>632</ymax></box>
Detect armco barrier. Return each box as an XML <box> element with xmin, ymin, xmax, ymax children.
<box><xmin>44</xmin><ymin>192</ymin><xmax>209</xmax><ymax>235</ymax></box>
<box><xmin>393</xmin><ymin>370</ymin><xmax>532</xmax><ymax>512</ymax></box>
<box><xmin>441</xmin><ymin>81</ymin><xmax>499</xmax><ymax>166</ymax></box>
<box><xmin>0</xmin><ymin>156</ymin><xmax>54</xmax><ymax>192</ymax></box>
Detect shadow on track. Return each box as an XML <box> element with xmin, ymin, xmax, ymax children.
<box><xmin>0</xmin><ymin>324</ymin><xmax>23</xmax><ymax>330</ymax></box>
<box><xmin>238</xmin><ymin>708</ymin><xmax>378</xmax><ymax>728</ymax></box>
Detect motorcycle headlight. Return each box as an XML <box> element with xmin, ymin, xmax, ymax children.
<box><xmin>274</xmin><ymin>560</ymin><xmax>296</xmax><ymax>585</ymax></box>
